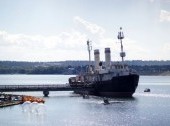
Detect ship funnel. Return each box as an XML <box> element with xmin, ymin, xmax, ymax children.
<box><xmin>105</xmin><ymin>48</ymin><xmax>111</xmax><ymax>69</ymax></box>
<box><xmin>94</xmin><ymin>49</ymin><xmax>100</xmax><ymax>70</ymax></box>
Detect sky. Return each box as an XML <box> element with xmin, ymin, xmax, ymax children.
<box><xmin>0</xmin><ymin>0</ymin><xmax>170</xmax><ymax>61</ymax></box>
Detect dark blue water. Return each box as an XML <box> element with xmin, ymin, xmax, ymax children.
<box><xmin>0</xmin><ymin>75</ymin><xmax>170</xmax><ymax>126</ymax></box>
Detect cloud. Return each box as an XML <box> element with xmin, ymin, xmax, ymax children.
<box><xmin>0</xmin><ymin>29</ymin><xmax>88</xmax><ymax>61</ymax></box>
<box><xmin>0</xmin><ymin>30</ymin><xmax>87</xmax><ymax>50</ymax></box>
<box><xmin>160</xmin><ymin>10</ymin><xmax>170</xmax><ymax>22</ymax></box>
<box><xmin>150</xmin><ymin>0</ymin><xmax>170</xmax><ymax>3</ymax></box>
<box><xmin>162</xmin><ymin>42</ymin><xmax>170</xmax><ymax>52</ymax></box>
<box><xmin>0</xmin><ymin>16</ymin><xmax>146</xmax><ymax>61</ymax></box>
<box><xmin>149</xmin><ymin>0</ymin><xmax>155</xmax><ymax>2</ymax></box>
<box><xmin>74</xmin><ymin>16</ymin><xmax>105</xmax><ymax>35</ymax></box>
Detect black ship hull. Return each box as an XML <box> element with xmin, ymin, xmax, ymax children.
<box><xmin>72</xmin><ymin>74</ymin><xmax>139</xmax><ymax>97</ymax></box>
<box><xmin>89</xmin><ymin>74</ymin><xmax>139</xmax><ymax>97</ymax></box>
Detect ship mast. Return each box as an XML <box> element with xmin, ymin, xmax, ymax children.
<box><xmin>117</xmin><ymin>27</ymin><xmax>126</xmax><ymax>62</ymax></box>
<box><xmin>87</xmin><ymin>40</ymin><xmax>92</xmax><ymax>64</ymax></box>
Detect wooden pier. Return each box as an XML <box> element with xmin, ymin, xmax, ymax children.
<box><xmin>0</xmin><ymin>84</ymin><xmax>94</xmax><ymax>97</ymax></box>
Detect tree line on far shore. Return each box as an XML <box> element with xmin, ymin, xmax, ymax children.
<box><xmin>0</xmin><ymin>61</ymin><xmax>170</xmax><ymax>75</ymax></box>
<box><xmin>0</xmin><ymin>66</ymin><xmax>67</xmax><ymax>74</ymax></box>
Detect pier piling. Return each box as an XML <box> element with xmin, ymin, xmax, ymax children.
<box><xmin>43</xmin><ymin>90</ymin><xmax>49</xmax><ymax>97</ymax></box>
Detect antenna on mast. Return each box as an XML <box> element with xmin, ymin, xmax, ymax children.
<box><xmin>117</xmin><ymin>27</ymin><xmax>126</xmax><ymax>62</ymax></box>
<box><xmin>87</xmin><ymin>40</ymin><xmax>92</xmax><ymax>62</ymax></box>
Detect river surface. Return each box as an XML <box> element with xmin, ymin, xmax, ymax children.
<box><xmin>0</xmin><ymin>75</ymin><xmax>170</xmax><ymax>126</ymax></box>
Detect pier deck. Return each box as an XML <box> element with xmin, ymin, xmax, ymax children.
<box><xmin>0</xmin><ymin>84</ymin><xmax>94</xmax><ymax>96</ymax></box>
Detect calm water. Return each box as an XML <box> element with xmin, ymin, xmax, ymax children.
<box><xmin>0</xmin><ymin>75</ymin><xmax>170</xmax><ymax>126</ymax></box>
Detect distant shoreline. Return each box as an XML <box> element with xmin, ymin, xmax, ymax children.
<box><xmin>0</xmin><ymin>73</ymin><xmax>169</xmax><ymax>76</ymax></box>
<box><xmin>0</xmin><ymin>61</ymin><xmax>170</xmax><ymax>75</ymax></box>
